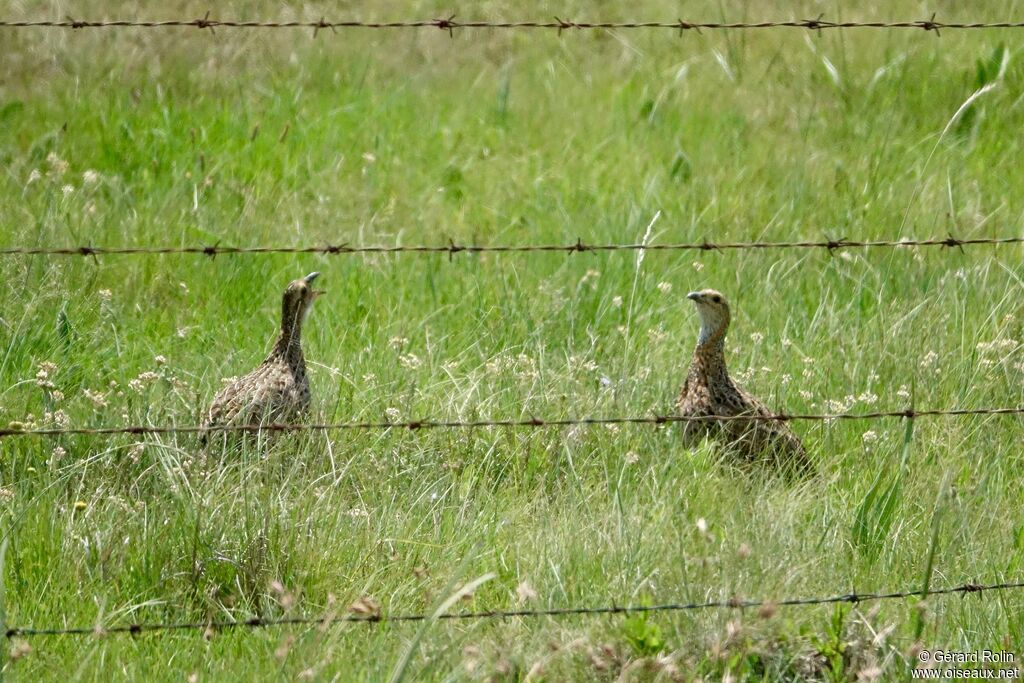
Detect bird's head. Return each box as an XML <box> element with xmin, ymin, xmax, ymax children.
<box><xmin>281</xmin><ymin>272</ymin><xmax>324</xmax><ymax>330</ymax></box>
<box><xmin>687</xmin><ymin>288</ymin><xmax>731</xmax><ymax>345</ymax></box>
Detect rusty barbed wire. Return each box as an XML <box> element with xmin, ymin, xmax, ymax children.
<box><xmin>2</xmin><ymin>16</ymin><xmax>1024</xmax><ymax>34</ymax></box>
<box><xmin>5</xmin><ymin>580</ymin><xmax>1021</xmax><ymax>639</ymax></box>
<box><xmin>1</xmin><ymin>235</ymin><xmax>1022</xmax><ymax>258</ymax></box>
<box><xmin>1</xmin><ymin>406</ymin><xmax>1022</xmax><ymax>440</ymax></box>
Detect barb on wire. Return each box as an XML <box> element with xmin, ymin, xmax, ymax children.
<box><xmin>1</xmin><ymin>235</ymin><xmax>1022</xmax><ymax>258</ymax></box>
<box><xmin>5</xmin><ymin>580</ymin><xmax>1021</xmax><ymax>639</ymax></box>
<box><xmin>4</xmin><ymin>17</ymin><xmax>1024</xmax><ymax>33</ymax></box>
<box><xmin>1</xmin><ymin>406</ymin><xmax>1022</xmax><ymax>440</ymax></box>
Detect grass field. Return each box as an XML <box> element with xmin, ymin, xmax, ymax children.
<box><xmin>1</xmin><ymin>1</ymin><xmax>1023</xmax><ymax>680</ymax></box>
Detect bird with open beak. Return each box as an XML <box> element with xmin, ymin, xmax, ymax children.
<box><xmin>201</xmin><ymin>272</ymin><xmax>324</xmax><ymax>444</ymax></box>
<box><xmin>677</xmin><ymin>288</ymin><xmax>810</xmax><ymax>474</ymax></box>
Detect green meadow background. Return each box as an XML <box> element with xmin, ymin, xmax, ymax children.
<box><xmin>0</xmin><ymin>1</ymin><xmax>1022</xmax><ymax>679</ymax></box>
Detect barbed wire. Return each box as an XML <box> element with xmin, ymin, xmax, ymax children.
<box><xmin>2</xmin><ymin>16</ymin><xmax>1024</xmax><ymax>35</ymax></box>
<box><xmin>6</xmin><ymin>580</ymin><xmax>1021</xmax><ymax>639</ymax></box>
<box><xmin>1</xmin><ymin>235</ymin><xmax>1022</xmax><ymax>259</ymax></box>
<box><xmin>2</xmin><ymin>406</ymin><xmax>1022</xmax><ymax>440</ymax></box>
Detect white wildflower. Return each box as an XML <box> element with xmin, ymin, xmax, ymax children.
<box><xmin>647</xmin><ymin>328</ymin><xmax>668</xmax><ymax>343</ymax></box>
<box><xmin>82</xmin><ymin>170</ymin><xmax>100</xmax><ymax>185</ymax></box>
<box><xmin>611</xmin><ymin>295</ymin><xmax>623</xmax><ymax>308</ymax></box>
<box><xmin>398</xmin><ymin>353</ymin><xmax>422</xmax><ymax>370</ymax></box>
<box><xmin>692</xmin><ymin>261</ymin><xmax>704</xmax><ymax>271</ymax></box>
<box><xmin>27</xmin><ymin>169</ymin><xmax>42</xmax><ymax>184</ymax></box>
<box><xmin>83</xmin><ymin>389</ymin><xmax>107</xmax><ymax>408</ymax></box>
<box><xmin>154</xmin><ymin>355</ymin><xmax>167</xmax><ymax>366</ymax></box>
<box><xmin>384</xmin><ymin>407</ymin><xmax>401</xmax><ymax>422</ymax></box>
<box><xmin>858</xmin><ymin>391</ymin><xmax>879</xmax><ymax>406</ymax></box>
<box><xmin>513</xmin><ymin>354</ymin><xmax>537</xmax><ymax>380</ymax></box>
<box><xmin>35</xmin><ymin>367</ymin><xmax>55</xmax><ymax>389</ymax></box>
<box><xmin>735</xmin><ymin>367</ymin><xmax>755</xmax><ymax>384</ymax></box>
<box><xmin>976</xmin><ymin>339</ymin><xmax>1017</xmax><ymax>354</ymax></box>
<box><xmin>485</xmin><ymin>354</ymin><xmax>508</xmax><ymax>374</ymax></box>
<box><xmin>98</xmin><ymin>289</ymin><xmax>112</xmax><ymax>303</ymax></box>
<box><xmin>46</xmin><ymin>152</ymin><xmax>69</xmax><ymax>175</ymax></box>
<box><xmin>750</xmin><ymin>332</ymin><xmax>764</xmax><ymax>344</ymax></box>
<box><xmin>657</xmin><ymin>281</ymin><xmax>672</xmax><ymax>294</ymax></box>
<box><xmin>516</xmin><ymin>581</ymin><xmax>538</xmax><ymax>603</ymax></box>
<box><xmin>61</xmin><ymin>184</ymin><xmax>74</xmax><ymax>197</ymax></box>
<box><xmin>896</xmin><ymin>385</ymin><xmax>911</xmax><ymax>400</ymax></box>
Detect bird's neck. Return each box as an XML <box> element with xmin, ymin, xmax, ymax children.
<box><xmin>697</xmin><ymin>319</ymin><xmax>721</xmax><ymax>347</ymax></box>
<box><xmin>691</xmin><ymin>322</ymin><xmax>730</xmax><ymax>382</ymax></box>
<box><xmin>272</xmin><ymin>313</ymin><xmax>305</xmax><ymax>364</ymax></box>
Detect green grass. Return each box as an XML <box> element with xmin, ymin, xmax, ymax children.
<box><xmin>1</xmin><ymin>0</ymin><xmax>1023</xmax><ymax>679</ymax></box>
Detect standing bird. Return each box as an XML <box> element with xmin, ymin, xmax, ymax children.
<box><xmin>202</xmin><ymin>272</ymin><xmax>324</xmax><ymax>443</ymax></box>
<box><xmin>677</xmin><ymin>289</ymin><xmax>809</xmax><ymax>472</ymax></box>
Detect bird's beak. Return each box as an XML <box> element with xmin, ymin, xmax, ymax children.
<box><xmin>304</xmin><ymin>272</ymin><xmax>325</xmax><ymax>297</ymax></box>
<box><xmin>687</xmin><ymin>291</ymin><xmax>702</xmax><ymax>302</ymax></box>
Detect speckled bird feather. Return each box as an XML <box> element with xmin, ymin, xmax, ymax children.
<box><xmin>678</xmin><ymin>290</ymin><xmax>809</xmax><ymax>472</ymax></box>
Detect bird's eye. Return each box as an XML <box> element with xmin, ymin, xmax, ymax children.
<box><xmin>712</xmin><ymin>295</ymin><xmax>721</xmax><ymax>303</ymax></box>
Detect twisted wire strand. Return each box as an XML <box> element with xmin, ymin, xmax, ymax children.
<box><xmin>0</xmin><ymin>17</ymin><xmax>1022</xmax><ymax>33</ymax></box>
<box><xmin>2</xmin><ymin>407</ymin><xmax>1022</xmax><ymax>439</ymax></box>
<box><xmin>0</xmin><ymin>235</ymin><xmax>1022</xmax><ymax>258</ymax></box>
<box><xmin>6</xmin><ymin>581</ymin><xmax>1021</xmax><ymax>638</ymax></box>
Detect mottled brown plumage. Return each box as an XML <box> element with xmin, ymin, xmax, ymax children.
<box><xmin>677</xmin><ymin>289</ymin><xmax>809</xmax><ymax>472</ymax></box>
<box><xmin>201</xmin><ymin>272</ymin><xmax>323</xmax><ymax>443</ymax></box>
